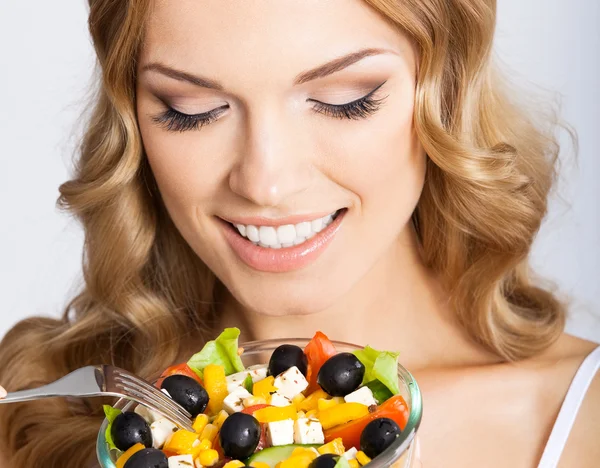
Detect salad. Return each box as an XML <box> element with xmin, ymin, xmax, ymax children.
<box><xmin>103</xmin><ymin>328</ymin><xmax>409</xmax><ymax>468</ymax></box>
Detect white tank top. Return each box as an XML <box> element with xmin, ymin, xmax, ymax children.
<box><xmin>537</xmin><ymin>345</ymin><xmax>600</xmax><ymax>467</ymax></box>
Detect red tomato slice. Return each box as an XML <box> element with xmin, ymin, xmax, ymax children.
<box><xmin>155</xmin><ymin>363</ymin><xmax>203</xmax><ymax>388</ymax></box>
<box><xmin>304</xmin><ymin>331</ymin><xmax>337</xmax><ymax>393</ymax></box>
<box><xmin>323</xmin><ymin>395</ymin><xmax>410</xmax><ymax>450</ymax></box>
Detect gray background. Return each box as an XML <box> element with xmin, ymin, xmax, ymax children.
<box><xmin>0</xmin><ymin>1</ymin><xmax>598</xmax><ymax>342</ymax></box>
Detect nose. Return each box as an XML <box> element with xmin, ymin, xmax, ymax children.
<box><xmin>228</xmin><ymin>105</ymin><xmax>312</xmax><ymax>207</ymax></box>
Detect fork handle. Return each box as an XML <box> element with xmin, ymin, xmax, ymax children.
<box><xmin>0</xmin><ymin>387</ymin><xmax>109</xmax><ymax>403</ymax></box>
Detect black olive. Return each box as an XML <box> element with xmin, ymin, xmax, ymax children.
<box><xmin>219</xmin><ymin>412</ymin><xmax>261</xmax><ymax>459</ymax></box>
<box><xmin>309</xmin><ymin>453</ymin><xmax>339</xmax><ymax>468</ymax></box>
<box><xmin>360</xmin><ymin>417</ymin><xmax>402</xmax><ymax>458</ymax></box>
<box><xmin>123</xmin><ymin>448</ymin><xmax>168</xmax><ymax>468</ymax></box>
<box><xmin>160</xmin><ymin>374</ymin><xmax>209</xmax><ymax>417</ymax></box>
<box><xmin>111</xmin><ymin>411</ymin><xmax>152</xmax><ymax>451</ymax></box>
<box><xmin>268</xmin><ymin>344</ymin><xmax>308</xmax><ymax>377</ymax></box>
<box><xmin>317</xmin><ymin>352</ymin><xmax>365</xmax><ymax>396</ymax></box>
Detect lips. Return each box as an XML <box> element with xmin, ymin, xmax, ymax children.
<box><xmin>220</xmin><ymin>208</ymin><xmax>347</xmax><ymax>273</ymax></box>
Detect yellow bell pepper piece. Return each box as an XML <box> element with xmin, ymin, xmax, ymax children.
<box><xmin>349</xmin><ymin>460</ymin><xmax>360</xmax><ymax>468</ymax></box>
<box><xmin>356</xmin><ymin>451</ymin><xmax>372</xmax><ymax>465</ymax></box>
<box><xmin>318</xmin><ymin>403</ymin><xmax>370</xmax><ymax>430</ymax></box>
<box><xmin>249</xmin><ymin>462</ymin><xmax>271</xmax><ymax>468</ymax></box>
<box><xmin>292</xmin><ymin>393</ymin><xmax>306</xmax><ymax>409</ymax></box>
<box><xmin>193</xmin><ymin>413</ymin><xmax>210</xmax><ymax>434</ymax></box>
<box><xmin>253</xmin><ymin>404</ymin><xmax>298</xmax><ymax>423</ymax></box>
<box><xmin>223</xmin><ymin>461</ymin><xmax>246</xmax><ymax>468</ymax></box>
<box><xmin>253</xmin><ymin>375</ymin><xmax>277</xmax><ymax>399</ymax></box>
<box><xmin>305</xmin><ymin>409</ymin><xmax>318</xmax><ymax>419</ymax></box>
<box><xmin>163</xmin><ymin>429</ymin><xmax>199</xmax><ymax>455</ymax></box>
<box><xmin>317</xmin><ymin>396</ymin><xmax>344</xmax><ymax>412</ymax></box>
<box><xmin>298</xmin><ymin>389</ymin><xmax>330</xmax><ymax>412</ymax></box>
<box><xmin>116</xmin><ymin>443</ymin><xmax>144</xmax><ymax>468</ymax></box>
<box><xmin>317</xmin><ymin>437</ymin><xmax>345</xmax><ymax>455</ymax></box>
<box><xmin>204</xmin><ymin>364</ymin><xmax>228</xmax><ymax>414</ymax></box>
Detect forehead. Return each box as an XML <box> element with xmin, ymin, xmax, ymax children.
<box><xmin>141</xmin><ymin>0</ymin><xmax>411</xmax><ymax>90</ymax></box>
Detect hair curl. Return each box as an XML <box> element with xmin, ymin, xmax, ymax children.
<box><xmin>0</xmin><ymin>0</ymin><xmax>568</xmax><ymax>466</ymax></box>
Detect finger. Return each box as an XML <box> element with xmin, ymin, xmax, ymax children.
<box><xmin>0</xmin><ymin>385</ymin><xmax>6</xmax><ymax>399</ymax></box>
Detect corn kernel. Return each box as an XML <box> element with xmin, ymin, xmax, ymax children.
<box><xmin>305</xmin><ymin>409</ymin><xmax>318</xmax><ymax>419</ymax></box>
<box><xmin>193</xmin><ymin>414</ymin><xmax>210</xmax><ymax>433</ymax></box>
<box><xmin>356</xmin><ymin>451</ymin><xmax>372</xmax><ymax>466</ymax></box>
<box><xmin>349</xmin><ymin>460</ymin><xmax>360</xmax><ymax>468</ymax></box>
<box><xmin>191</xmin><ymin>438</ymin><xmax>213</xmax><ymax>458</ymax></box>
<box><xmin>318</xmin><ymin>438</ymin><xmax>345</xmax><ymax>456</ymax></box>
<box><xmin>222</xmin><ymin>460</ymin><xmax>246</xmax><ymax>468</ymax></box>
<box><xmin>212</xmin><ymin>410</ymin><xmax>229</xmax><ymax>430</ymax></box>
<box><xmin>116</xmin><ymin>443</ymin><xmax>144</xmax><ymax>468</ymax></box>
<box><xmin>200</xmin><ymin>423</ymin><xmax>219</xmax><ymax>443</ymax></box>
<box><xmin>249</xmin><ymin>462</ymin><xmax>271</xmax><ymax>468</ymax></box>
<box><xmin>198</xmin><ymin>448</ymin><xmax>220</xmax><ymax>466</ymax></box>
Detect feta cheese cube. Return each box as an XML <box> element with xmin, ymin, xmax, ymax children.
<box><xmin>168</xmin><ymin>454</ymin><xmax>194</xmax><ymax>468</ymax></box>
<box><xmin>293</xmin><ymin>417</ymin><xmax>325</xmax><ymax>445</ymax></box>
<box><xmin>269</xmin><ymin>392</ymin><xmax>292</xmax><ymax>407</ymax></box>
<box><xmin>223</xmin><ymin>386</ymin><xmax>253</xmax><ymax>414</ymax></box>
<box><xmin>135</xmin><ymin>404</ymin><xmax>163</xmax><ymax>424</ymax></box>
<box><xmin>267</xmin><ymin>419</ymin><xmax>295</xmax><ymax>446</ymax></box>
<box><xmin>343</xmin><ymin>447</ymin><xmax>358</xmax><ymax>460</ymax></box>
<box><xmin>273</xmin><ymin>366</ymin><xmax>309</xmax><ymax>400</ymax></box>
<box><xmin>225</xmin><ymin>364</ymin><xmax>269</xmax><ymax>393</ymax></box>
<box><xmin>150</xmin><ymin>418</ymin><xmax>179</xmax><ymax>449</ymax></box>
<box><xmin>343</xmin><ymin>386</ymin><xmax>377</xmax><ymax>407</ymax></box>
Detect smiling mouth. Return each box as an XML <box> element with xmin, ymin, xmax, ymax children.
<box><xmin>228</xmin><ymin>209</ymin><xmax>345</xmax><ymax>249</ymax></box>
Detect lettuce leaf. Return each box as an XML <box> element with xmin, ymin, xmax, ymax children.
<box><xmin>103</xmin><ymin>405</ymin><xmax>122</xmax><ymax>452</ymax></box>
<box><xmin>353</xmin><ymin>345</ymin><xmax>400</xmax><ymax>396</ymax></box>
<box><xmin>187</xmin><ymin>327</ymin><xmax>245</xmax><ymax>377</ymax></box>
<box><xmin>243</xmin><ymin>374</ymin><xmax>254</xmax><ymax>393</ymax></box>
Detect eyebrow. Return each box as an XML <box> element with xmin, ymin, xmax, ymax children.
<box><xmin>141</xmin><ymin>47</ymin><xmax>393</xmax><ymax>90</ymax></box>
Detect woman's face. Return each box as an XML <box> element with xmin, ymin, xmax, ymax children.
<box><xmin>137</xmin><ymin>0</ymin><xmax>425</xmax><ymax>316</ymax></box>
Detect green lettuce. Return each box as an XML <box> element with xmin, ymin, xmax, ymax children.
<box><xmin>243</xmin><ymin>374</ymin><xmax>254</xmax><ymax>393</ymax></box>
<box><xmin>353</xmin><ymin>345</ymin><xmax>400</xmax><ymax>396</ymax></box>
<box><xmin>103</xmin><ymin>405</ymin><xmax>122</xmax><ymax>452</ymax></box>
<box><xmin>187</xmin><ymin>327</ymin><xmax>245</xmax><ymax>377</ymax></box>
<box><xmin>334</xmin><ymin>456</ymin><xmax>351</xmax><ymax>468</ymax></box>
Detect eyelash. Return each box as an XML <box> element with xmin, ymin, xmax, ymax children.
<box><xmin>152</xmin><ymin>81</ymin><xmax>388</xmax><ymax>132</ymax></box>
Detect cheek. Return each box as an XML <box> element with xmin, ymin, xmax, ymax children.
<box><xmin>138</xmin><ymin>111</ymin><xmax>228</xmax><ymax>210</ymax></box>
<box><xmin>324</xmin><ymin>98</ymin><xmax>426</xmax><ymax>218</ymax></box>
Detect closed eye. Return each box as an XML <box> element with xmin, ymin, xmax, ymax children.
<box><xmin>151</xmin><ymin>80</ymin><xmax>388</xmax><ymax>132</ymax></box>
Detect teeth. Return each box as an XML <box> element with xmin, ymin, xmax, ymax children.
<box><xmin>233</xmin><ymin>210</ymin><xmax>340</xmax><ymax>248</ymax></box>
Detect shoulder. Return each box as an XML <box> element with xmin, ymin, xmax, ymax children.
<box><xmin>535</xmin><ymin>334</ymin><xmax>600</xmax><ymax>467</ymax></box>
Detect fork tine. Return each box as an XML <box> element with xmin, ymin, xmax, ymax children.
<box><xmin>114</xmin><ymin>374</ymin><xmax>192</xmax><ymax>422</ymax></box>
<box><xmin>114</xmin><ymin>372</ymin><xmax>192</xmax><ymax>419</ymax></box>
<box><xmin>121</xmin><ymin>386</ymin><xmax>193</xmax><ymax>431</ymax></box>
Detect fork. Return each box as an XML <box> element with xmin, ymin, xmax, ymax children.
<box><xmin>0</xmin><ymin>365</ymin><xmax>195</xmax><ymax>432</ymax></box>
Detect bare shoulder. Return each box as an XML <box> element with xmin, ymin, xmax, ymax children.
<box><xmin>537</xmin><ymin>334</ymin><xmax>600</xmax><ymax>467</ymax></box>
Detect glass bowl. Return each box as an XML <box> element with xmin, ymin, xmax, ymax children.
<box><xmin>97</xmin><ymin>338</ymin><xmax>423</xmax><ymax>467</ymax></box>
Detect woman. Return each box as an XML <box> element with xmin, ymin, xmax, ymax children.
<box><xmin>0</xmin><ymin>0</ymin><xmax>598</xmax><ymax>466</ymax></box>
